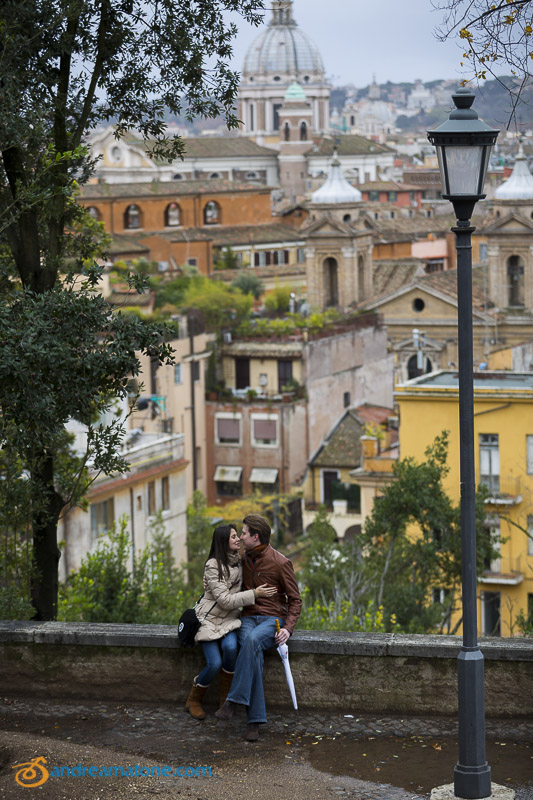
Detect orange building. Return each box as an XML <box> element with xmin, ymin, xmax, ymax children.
<box><xmin>79</xmin><ymin>179</ymin><xmax>283</xmax><ymax>274</ymax></box>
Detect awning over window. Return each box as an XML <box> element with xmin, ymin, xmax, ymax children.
<box><xmin>250</xmin><ymin>468</ymin><xmax>279</xmax><ymax>484</ymax></box>
<box><xmin>214</xmin><ymin>466</ymin><xmax>242</xmax><ymax>483</ymax></box>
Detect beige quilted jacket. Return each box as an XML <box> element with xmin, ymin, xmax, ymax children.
<box><xmin>194</xmin><ymin>554</ymin><xmax>256</xmax><ymax>643</ymax></box>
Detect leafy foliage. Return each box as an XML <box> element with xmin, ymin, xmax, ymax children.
<box><xmin>360</xmin><ymin>432</ymin><xmax>497</xmax><ymax>633</ymax></box>
<box><xmin>434</xmin><ymin>0</ymin><xmax>533</xmax><ymax>121</ymax></box>
<box><xmin>231</xmin><ymin>272</ymin><xmax>265</xmax><ymax>300</ymax></box>
<box><xmin>182</xmin><ymin>277</ymin><xmax>252</xmax><ymax>331</ymax></box>
<box><xmin>0</xmin><ymin>0</ymin><xmax>265</xmax><ymax>619</ymax></box>
<box><xmin>58</xmin><ymin>514</ymin><xmax>189</xmax><ymax>624</ymax></box>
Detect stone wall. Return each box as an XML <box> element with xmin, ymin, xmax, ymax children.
<box><xmin>1</xmin><ymin>623</ymin><xmax>531</xmax><ymax>717</ymax></box>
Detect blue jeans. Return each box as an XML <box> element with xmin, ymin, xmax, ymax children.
<box><xmin>227</xmin><ymin>616</ymin><xmax>284</xmax><ymax>724</ymax></box>
<box><xmin>197</xmin><ymin>631</ymin><xmax>238</xmax><ymax>686</ymax></box>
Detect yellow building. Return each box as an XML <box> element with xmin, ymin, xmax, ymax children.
<box><xmin>395</xmin><ymin>371</ymin><xmax>533</xmax><ymax>637</ymax></box>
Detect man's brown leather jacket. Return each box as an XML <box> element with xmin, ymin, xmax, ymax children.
<box><xmin>241</xmin><ymin>543</ymin><xmax>301</xmax><ymax>634</ymax></box>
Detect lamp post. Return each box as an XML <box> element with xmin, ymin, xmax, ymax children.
<box><xmin>427</xmin><ymin>87</ymin><xmax>498</xmax><ymax>800</ymax></box>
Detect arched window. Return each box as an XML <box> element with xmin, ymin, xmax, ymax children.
<box><xmin>86</xmin><ymin>206</ymin><xmax>100</xmax><ymax>221</ymax></box>
<box><xmin>284</xmin><ymin>122</ymin><xmax>291</xmax><ymax>142</ymax></box>
<box><xmin>111</xmin><ymin>146</ymin><xmax>122</xmax><ymax>162</ymax></box>
<box><xmin>124</xmin><ymin>204</ymin><xmax>141</xmax><ymax>229</ymax></box>
<box><xmin>173</xmin><ymin>173</ymin><xmax>184</xmax><ymax>181</ymax></box>
<box><xmin>209</xmin><ymin>172</ymin><xmax>221</xmax><ymax>179</ymax></box>
<box><xmin>246</xmin><ymin>171</ymin><xmax>259</xmax><ymax>180</ymax></box>
<box><xmin>165</xmin><ymin>202</ymin><xmax>181</xmax><ymax>227</ymax></box>
<box><xmin>323</xmin><ymin>257</ymin><xmax>339</xmax><ymax>308</ymax></box>
<box><xmin>300</xmin><ymin>121</ymin><xmax>308</xmax><ymax>141</ymax></box>
<box><xmin>204</xmin><ymin>201</ymin><xmax>220</xmax><ymax>225</ymax></box>
<box><xmin>350</xmin><ymin>115</ymin><xmax>355</xmax><ymax>125</ymax></box>
<box><xmin>408</xmin><ymin>355</ymin><xmax>432</xmax><ymax>380</ymax></box>
<box><xmin>507</xmin><ymin>255</ymin><xmax>525</xmax><ymax>307</ymax></box>
<box><xmin>343</xmin><ymin>214</ymin><xmax>352</xmax><ymax>223</ymax></box>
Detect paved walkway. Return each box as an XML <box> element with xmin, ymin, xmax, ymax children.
<box><xmin>0</xmin><ymin>697</ymin><xmax>531</xmax><ymax>800</ymax></box>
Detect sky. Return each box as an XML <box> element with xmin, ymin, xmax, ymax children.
<box><xmin>227</xmin><ymin>0</ymin><xmax>467</xmax><ymax>88</ymax></box>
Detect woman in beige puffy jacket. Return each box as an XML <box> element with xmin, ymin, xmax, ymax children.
<box><xmin>185</xmin><ymin>524</ymin><xmax>275</xmax><ymax>720</ymax></box>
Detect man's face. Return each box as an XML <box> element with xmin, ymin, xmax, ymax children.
<box><xmin>240</xmin><ymin>523</ymin><xmax>259</xmax><ymax>551</ymax></box>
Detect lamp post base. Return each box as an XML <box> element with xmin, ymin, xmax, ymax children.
<box><xmin>431</xmin><ymin>782</ymin><xmax>514</xmax><ymax>800</ymax></box>
<box><xmin>454</xmin><ymin>764</ymin><xmax>491</xmax><ymax>799</ymax></box>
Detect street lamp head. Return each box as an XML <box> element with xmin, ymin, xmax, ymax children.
<box><xmin>427</xmin><ymin>87</ymin><xmax>499</xmax><ymax>221</ymax></box>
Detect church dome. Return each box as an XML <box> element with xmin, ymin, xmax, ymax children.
<box><xmin>494</xmin><ymin>145</ymin><xmax>533</xmax><ymax>200</ymax></box>
<box><xmin>311</xmin><ymin>158</ymin><xmax>362</xmax><ymax>205</ymax></box>
<box><xmin>243</xmin><ymin>1</ymin><xmax>324</xmax><ymax>79</ymax></box>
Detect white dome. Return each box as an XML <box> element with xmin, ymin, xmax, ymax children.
<box><xmin>243</xmin><ymin>2</ymin><xmax>324</xmax><ymax>79</ymax></box>
<box><xmin>495</xmin><ymin>146</ymin><xmax>533</xmax><ymax>200</ymax></box>
<box><xmin>311</xmin><ymin>159</ymin><xmax>362</xmax><ymax>205</ymax></box>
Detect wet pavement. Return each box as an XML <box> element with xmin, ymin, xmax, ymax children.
<box><xmin>0</xmin><ymin>696</ymin><xmax>531</xmax><ymax>800</ymax></box>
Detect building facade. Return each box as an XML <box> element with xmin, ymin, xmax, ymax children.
<box><xmin>395</xmin><ymin>371</ymin><xmax>533</xmax><ymax>637</ymax></box>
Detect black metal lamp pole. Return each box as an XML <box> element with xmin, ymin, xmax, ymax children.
<box><xmin>428</xmin><ymin>88</ymin><xmax>498</xmax><ymax>800</ymax></box>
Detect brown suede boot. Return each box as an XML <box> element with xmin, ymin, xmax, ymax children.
<box><xmin>215</xmin><ymin>699</ymin><xmax>236</xmax><ymax>720</ymax></box>
<box><xmin>244</xmin><ymin>722</ymin><xmax>259</xmax><ymax>741</ymax></box>
<box><xmin>185</xmin><ymin>679</ymin><xmax>208</xmax><ymax>720</ymax></box>
<box><xmin>219</xmin><ymin>669</ymin><xmax>234</xmax><ymax>707</ymax></box>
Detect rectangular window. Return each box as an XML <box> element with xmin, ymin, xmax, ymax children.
<box><xmin>148</xmin><ymin>481</ymin><xmax>156</xmax><ymax>516</ymax></box>
<box><xmin>278</xmin><ymin>360</ymin><xmax>293</xmax><ymax>392</ymax></box>
<box><xmin>297</xmin><ymin>247</ymin><xmax>306</xmax><ymax>264</ymax></box>
<box><xmin>388</xmin><ymin>191</ymin><xmax>398</xmax><ymax>202</ymax></box>
<box><xmin>216</xmin><ymin>414</ymin><xmax>241</xmax><ymax>445</ymax></box>
<box><xmin>479</xmin><ymin>243</ymin><xmax>488</xmax><ymax>261</ymax></box>
<box><xmin>90</xmin><ymin>498</ymin><xmax>115</xmax><ymax>541</ymax></box>
<box><xmin>369</xmin><ymin>191</ymin><xmax>379</xmax><ymax>201</ymax></box>
<box><xmin>527</xmin><ymin>435</ymin><xmax>533</xmax><ymax>474</ymax></box>
<box><xmin>528</xmin><ymin>516</ymin><xmax>533</xmax><ymax>557</ymax></box>
<box><xmin>482</xmin><ymin>591</ymin><xmax>501</xmax><ymax>636</ymax></box>
<box><xmin>192</xmin><ymin>361</ymin><xmax>200</xmax><ymax>382</ymax></box>
<box><xmin>161</xmin><ymin>476</ymin><xmax>170</xmax><ymax>511</ymax></box>
<box><xmin>174</xmin><ymin>363</ymin><xmax>182</xmax><ymax>384</ymax></box>
<box><xmin>196</xmin><ymin>446</ymin><xmax>202</xmax><ymax>480</ymax></box>
<box><xmin>186</xmin><ymin>257</ymin><xmax>198</xmax><ymax>267</ymax></box>
<box><xmin>235</xmin><ymin>357</ymin><xmax>250</xmax><ymax>390</ymax></box>
<box><xmin>251</xmin><ymin>414</ymin><xmax>278</xmax><ymax>447</ymax></box>
<box><xmin>479</xmin><ymin>434</ymin><xmax>500</xmax><ymax>494</ymax></box>
<box><xmin>216</xmin><ymin>479</ymin><xmax>242</xmax><ymax>497</ymax></box>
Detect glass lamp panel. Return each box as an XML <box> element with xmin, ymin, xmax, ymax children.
<box><xmin>443</xmin><ymin>145</ymin><xmax>484</xmax><ymax>195</ymax></box>
<box><xmin>436</xmin><ymin>147</ymin><xmax>448</xmax><ymax>194</ymax></box>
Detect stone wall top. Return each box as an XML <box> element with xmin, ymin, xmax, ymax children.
<box><xmin>1</xmin><ymin>621</ymin><xmax>532</xmax><ymax>661</ymax></box>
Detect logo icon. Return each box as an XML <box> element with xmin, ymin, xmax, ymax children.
<box><xmin>12</xmin><ymin>756</ymin><xmax>50</xmax><ymax>788</ymax></box>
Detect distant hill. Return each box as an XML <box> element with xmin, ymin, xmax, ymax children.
<box><xmin>332</xmin><ymin>77</ymin><xmax>533</xmax><ymax>131</ymax></box>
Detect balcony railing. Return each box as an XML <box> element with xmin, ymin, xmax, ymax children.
<box><xmin>481</xmin><ymin>476</ymin><xmax>523</xmax><ymax>506</ymax></box>
<box><xmin>479</xmin><ymin>555</ymin><xmax>524</xmax><ymax>585</ymax></box>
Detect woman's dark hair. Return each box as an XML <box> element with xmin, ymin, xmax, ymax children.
<box><xmin>206</xmin><ymin>524</ymin><xmax>237</xmax><ymax>580</ymax></box>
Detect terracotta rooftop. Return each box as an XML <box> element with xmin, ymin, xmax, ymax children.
<box><xmin>359</xmin><ymin>180</ymin><xmax>422</xmax><ymax>192</ymax></box>
<box><xmin>372</xmin><ymin>259</ymin><xmax>426</xmax><ymax>296</ymax></box>
<box><xmin>80</xmin><ymin>179</ymin><xmax>272</xmax><ymax>200</ymax></box>
<box><xmin>310</xmin><ymin>405</ymin><xmax>393</xmax><ymax>469</ymax></box>
<box><xmin>312</xmin><ymin>134</ymin><xmax>393</xmax><ymax>157</ymax></box>
<box><xmin>118</xmin><ymin>131</ymin><xmax>278</xmax><ymax>159</ymax></box>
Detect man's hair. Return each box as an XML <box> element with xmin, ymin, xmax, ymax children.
<box><xmin>243</xmin><ymin>514</ymin><xmax>271</xmax><ymax>545</ymax></box>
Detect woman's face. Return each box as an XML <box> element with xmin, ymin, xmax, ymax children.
<box><xmin>227</xmin><ymin>528</ymin><xmax>240</xmax><ymax>552</ymax></box>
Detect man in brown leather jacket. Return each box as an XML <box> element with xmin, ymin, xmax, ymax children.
<box><xmin>215</xmin><ymin>513</ymin><xmax>301</xmax><ymax>741</ymax></box>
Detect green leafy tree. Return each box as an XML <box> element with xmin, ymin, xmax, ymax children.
<box><xmin>213</xmin><ymin>247</ymin><xmax>239</xmax><ymax>271</ymax></box>
<box><xmin>182</xmin><ymin>278</ymin><xmax>252</xmax><ymax>332</ymax></box>
<box><xmin>58</xmin><ymin>514</ymin><xmax>188</xmax><ymax>624</ymax></box>
<box><xmin>231</xmin><ymin>272</ymin><xmax>265</xmax><ymax>300</ymax></box>
<box><xmin>0</xmin><ymin>0</ymin><xmax>265</xmax><ymax>620</ymax></box>
<box><xmin>360</xmin><ymin>432</ymin><xmax>497</xmax><ymax>633</ymax></box>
